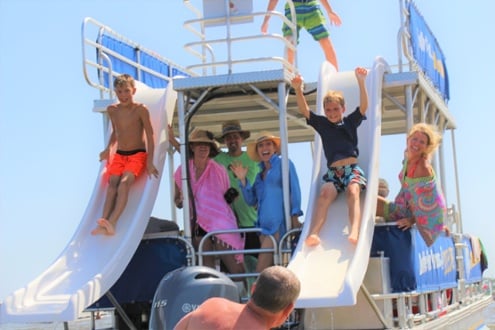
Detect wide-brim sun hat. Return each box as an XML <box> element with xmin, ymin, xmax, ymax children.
<box><xmin>215</xmin><ymin>120</ymin><xmax>251</xmax><ymax>143</ymax></box>
<box><xmin>188</xmin><ymin>128</ymin><xmax>219</xmax><ymax>158</ymax></box>
<box><xmin>247</xmin><ymin>131</ymin><xmax>281</xmax><ymax>162</ymax></box>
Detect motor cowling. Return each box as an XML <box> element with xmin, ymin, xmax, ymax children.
<box><xmin>149</xmin><ymin>266</ymin><xmax>240</xmax><ymax>330</ymax></box>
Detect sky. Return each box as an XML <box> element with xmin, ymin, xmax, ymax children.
<box><xmin>1</xmin><ymin>0</ymin><xmax>494</xmax><ymax>302</ymax></box>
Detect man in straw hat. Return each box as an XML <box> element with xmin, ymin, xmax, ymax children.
<box><xmin>231</xmin><ymin>131</ymin><xmax>303</xmax><ymax>273</ymax></box>
<box><xmin>215</xmin><ymin>120</ymin><xmax>261</xmax><ymax>259</ymax></box>
<box><xmin>173</xmin><ymin>128</ymin><xmax>245</xmax><ymax>276</ymax></box>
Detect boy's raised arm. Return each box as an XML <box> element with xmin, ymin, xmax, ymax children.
<box><xmin>291</xmin><ymin>75</ymin><xmax>311</xmax><ymax>119</ymax></box>
<box><xmin>355</xmin><ymin>67</ymin><xmax>369</xmax><ymax>115</ymax></box>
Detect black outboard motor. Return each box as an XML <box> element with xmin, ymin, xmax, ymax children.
<box><xmin>149</xmin><ymin>266</ymin><xmax>240</xmax><ymax>330</ymax></box>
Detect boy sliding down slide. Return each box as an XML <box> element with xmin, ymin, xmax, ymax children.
<box><xmin>91</xmin><ymin>74</ymin><xmax>159</xmax><ymax>236</ymax></box>
<box><xmin>291</xmin><ymin>67</ymin><xmax>369</xmax><ymax>245</ymax></box>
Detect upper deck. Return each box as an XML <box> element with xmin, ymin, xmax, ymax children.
<box><xmin>81</xmin><ymin>0</ymin><xmax>460</xmax><ymax>227</ymax></box>
<box><xmin>170</xmin><ymin>66</ymin><xmax>454</xmax><ymax>144</ymax></box>
<box><xmin>82</xmin><ymin>0</ymin><xmax>455</xmax><ymax>145</ymax></box>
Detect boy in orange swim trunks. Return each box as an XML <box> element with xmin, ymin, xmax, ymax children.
<box><xmin>91</xmin><ymin>74</ymin><xmax>159</xmax><ymax>236</ymax></box>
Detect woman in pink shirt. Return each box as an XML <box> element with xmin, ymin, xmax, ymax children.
<box><xmin>174</xmin><ymin>128</ymin><xmax>245</xmax><ymax>275</ymax></box>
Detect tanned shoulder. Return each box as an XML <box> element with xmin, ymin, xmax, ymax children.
<box><xmin>107</xmin><ymin>103</ymin><xmax>119</xmax><ymax>113</ymax></box>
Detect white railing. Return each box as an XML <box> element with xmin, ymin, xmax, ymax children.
<box><xmin>81</xmin><ymin>17</ymin><xmax>193</xmax><ymax>98</ymax></box>
<box><xmin>183</xmin><ymin>0</ymin><xmax>299</xmax><ymax>75</ymax></box>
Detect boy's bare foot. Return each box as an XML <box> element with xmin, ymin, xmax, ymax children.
<box><xmin>305</xmin><ymin>234</ymin><xmax>320</xmax><ymax>246</ymax></box>
<box><xmin>348</xmin><ymin>232</ymin><xmax>359</xmax><ymax>245</ymax></box>
<box><xmin>97</xmin><ymin>218</ymin><xmax>115</xmax><ymax>236</ymax></box>
<box><xmin>91</xmin><ymin>225</ymin><xmax>107</xmax><ymax>236</ymax></box>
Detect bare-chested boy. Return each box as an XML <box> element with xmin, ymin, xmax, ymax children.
<box><xmin>91</xmin><ymin>74</ymin><xmax>158</xmax><ymax>236</ymax></box>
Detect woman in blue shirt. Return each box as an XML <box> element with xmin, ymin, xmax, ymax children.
<box><xmin>231</xmin><ymin>131</ymin><xmax>303</xmax><ymax>272</ymax></box>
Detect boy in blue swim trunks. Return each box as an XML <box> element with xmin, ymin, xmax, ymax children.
<box><xmin>261</xmin><ymin>0</ymin><xmax>341</xmax><ymax>70</ymax></box>
<box><xmin>292</xmin><ymin>67</ymin><xmax>369</xmax><ymax>245</ymax></box>
<box><xmin>91</xmin><ymin>74</ymin><xmax>159</xmax><ymax>236</ymax></box>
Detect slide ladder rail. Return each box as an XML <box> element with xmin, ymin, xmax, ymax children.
<box><xmin>81</xmin><ymin>17</ymin><xmax>194</xmax><ymax>98</ymax></box>
<box><xmin>182</xmin><ymin>0</ymin><xmax>299</xmax><ymax>75</ymax></box>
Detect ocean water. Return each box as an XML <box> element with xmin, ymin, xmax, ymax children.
<box><xmin>0</xmin><ymin>312</ymin><xmax>114</xmax><ymax>330</ymax></box>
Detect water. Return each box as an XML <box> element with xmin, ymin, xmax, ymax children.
<box><xmin>0</xmin><ymin>312</ymin><xmax>114</xmax><ymax>330</ymax></box>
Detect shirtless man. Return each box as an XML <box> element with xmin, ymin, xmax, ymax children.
<box><xmin>174</xmin><ymin>266</ymin><xmax>301</xmax><ymax>330</ymax></box>
<box><xmin>91</xmin><ymin>74</ymin><xmax>158</xmax><ymax>236</ymax></box>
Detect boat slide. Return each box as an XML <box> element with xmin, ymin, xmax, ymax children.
<box><xmin>0</xmin><ymin>56</ymin><xmax>393</xmax><ymax>321</ymax></box>
<box><xmin>0</xmin><ymin>81</ymin><xmax>177</xmax><ymax>323</ymax></box>
<box><xmin>288</xmin><ymin>57</ymin><xmax>389</xmax><ymax>308</ymax></box>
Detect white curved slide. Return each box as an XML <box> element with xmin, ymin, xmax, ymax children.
<box><xmin>0</xmin><ymin>81</ymin><xmax>177</xmax><ymax>323</ymax></box>
<box><xmin>288</xmin><ymin>58</ymin><xmax>389</xmax><ymax>308</ymax></box>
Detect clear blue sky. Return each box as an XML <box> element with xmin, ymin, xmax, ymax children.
<box><xmin>1</xmin><ymin>0</ymin><xmax>494</xmax><ymax>301</ymax></box>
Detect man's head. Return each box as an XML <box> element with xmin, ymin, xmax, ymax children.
<box><xmin>216</xmin><ymin>120</ymin><xmax>250</xmax><ymax>156</ymax></box>
<box><xmin>251</xmin><ymin>266</ymin><xmax>300</xmax><ymax>324</ymax></box>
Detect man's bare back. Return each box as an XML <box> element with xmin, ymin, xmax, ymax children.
<box><xmin>174</xmin><ymin>297</ymin><xmax>268</xmax><ymax>330</ymax></box>
<box><xmin>174</xmin><ymin>266</ymin><xmax>300</xmax><ymax>330</ymax></box>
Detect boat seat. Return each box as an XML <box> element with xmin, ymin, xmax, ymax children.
<box><xmin>144</xmin><ymin>216</ymin><xmax>180</xmax><ymax>235</ymax></box>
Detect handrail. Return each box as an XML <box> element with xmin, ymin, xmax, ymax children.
<box><xmin>81</xmin><ymin>17</ymin><xmax>194</xmax><ymax>94</ymax></box>
<box><xmin>196</xmin><ymin>227</ymin><xmax>278</xmax><ymax>282</ymax></box>
<box><xmin>278</xmin><ymin>228</ymin><xmax>302</xmax><ymax>266</ymax></box>
<box><xmin>182</xmin><ymin>0</ymin><xmax>299</xmax><ymax>75</ymax></box>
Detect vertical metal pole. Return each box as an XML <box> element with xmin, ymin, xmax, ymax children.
<box><xmin>168</xmin><ymin>147</ymin><xmax>177</xmax><ymax>223</ymax></box>
<box><xmin>405</xmin><ymin>85</ymin><xmax>414</xmax><ymax>131</ymax></box>
<box><xmin>225</xmin><ymin>0</ymin><xmax>233</xmax><ymax>74</ymax></box>
<box><xmin>397</xmin><ymin>0</ymin><xmax>406</xmax><ymax>71</ymax></box>
<box><xmin>450</xmin><ymin>129</ymin><xmax>463</xmax><ymax>231</ymax></box>
<box><xmin>278</xmin><ymin>82</ymin><xmax>292</xmax><ymax>237</ymax></box>
<box><xmin>177</xmin><ymin>91</ymin><xmax>192</xmax><ymax>240</ymax></box>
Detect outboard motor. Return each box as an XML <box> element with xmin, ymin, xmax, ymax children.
<box><xmin>149</xmin><ymin>266</ymin><xmax>240</xmax><ymax>330</ymax></box>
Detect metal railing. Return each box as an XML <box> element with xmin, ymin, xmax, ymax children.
<box><xmin>81</xmin><ymin>17</ymin><xmax>193</xmax><ymax>98</ymax></box>
<box><xmin>183</xmin><ymin>0</ymin><xmax>299</xmax><ymax>75</ymax></box>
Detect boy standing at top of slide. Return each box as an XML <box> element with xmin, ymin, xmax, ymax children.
<box><xmin>261</xmin><ymin>0</ymin><xmax>342</xmax><ymax>70</ymax></box>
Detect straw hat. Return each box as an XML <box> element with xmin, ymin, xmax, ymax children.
<box><xmin>188</xmin><ymin>128</ymin><xmax>219</xmax><ymax>157</ymax></box>
<box><xmin>247</xmin><ymin>131</ymin><xmax>281</xmax><ymax>162</ymax></box>
<box><xmin>215</xmin><ymin>120</ymin><xmax>251</xmax><ymax>143</ymax></box>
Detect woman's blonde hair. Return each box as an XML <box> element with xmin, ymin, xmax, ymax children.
<box><xmin>407</xmin><ymin>123</ymin><xmax>442</xmax><ymax>156</ymax></box>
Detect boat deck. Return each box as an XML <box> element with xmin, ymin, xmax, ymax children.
<box><xmin>170</xmin><ymin>66</ymin><xmax>455</xmax><ymax>145</ymax></box>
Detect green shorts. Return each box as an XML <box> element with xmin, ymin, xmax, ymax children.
<box><xmin>282</xmin><ymin>1</ymin><xmax>330</xmax><ymax>42</ymax></box>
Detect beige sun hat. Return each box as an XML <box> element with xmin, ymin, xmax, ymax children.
<box><xmin>247</xmin><ymin>131</ymin><xmax>281</xmax><ymax>162</ymax></box>
<box><xmin>188</xmin><ymin>128</ymin><xmax>219</xmax><ymax>157</ymax></box>
<box><xmin>215</xmin><ymin>120</ymin><xmax>251</xmax><ymax>143</ymax></box>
